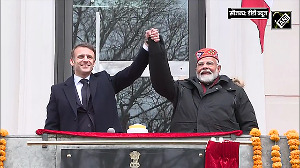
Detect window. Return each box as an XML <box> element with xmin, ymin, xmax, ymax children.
<box><xmin>56</xmin><ymin>0</ymin><xmax>206</xmax><ymax>132</ymax></box>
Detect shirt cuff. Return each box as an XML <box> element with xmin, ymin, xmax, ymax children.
<box><xmin>143</xmin><ymin>43</ymin><xmax>148</xmax><ymax>51</ymax></box>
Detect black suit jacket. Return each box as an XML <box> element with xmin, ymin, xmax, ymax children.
<box><xmin>44</xmin><ymin>47</ymin><xmax>148</xmax><ymax>132</ymax></box>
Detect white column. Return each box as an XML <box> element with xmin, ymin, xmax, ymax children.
<box><xmin>1</xmin><ymin>0</ymin><xmax>55</xmax><ymax>135</ymax></box>
<box><xmin>1</xmin><ymin>0</ymin><xmax>22</xmax><ymax>134</ymax></box>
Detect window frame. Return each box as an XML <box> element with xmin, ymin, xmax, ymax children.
<box><xmin>55</xmin><ymin>0</ymin><xmax>206</xmax><ymax>82</ymax></box>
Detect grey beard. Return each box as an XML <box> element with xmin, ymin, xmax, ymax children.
<box><xmin>196</xmin><ymin>70</ymin><xmax>219</xmax><ymax>84</ymax></box>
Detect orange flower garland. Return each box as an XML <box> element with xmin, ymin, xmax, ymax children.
<box><xmin>284</xmin><ymin>130</ymin><xmax>300</xmax><ymax>168</ymax></box>
<box><xmin>0</xmin><ymin>130</ymin><xmax>8</xmax><ymax>137</ymax></box>
<box><xmin>250</xmin><ymin>128</ymin><xmax>263</xmax><ymax>168</ymax></box>
<box><xmin>268</xmin><ymin>129</ymin><xmax>282</xmax><ymax>168</ymax></box>
<box><xmin>0</xmin><ymin>129</ymin><xmax>8</xmax><ymax>168</ymax></box>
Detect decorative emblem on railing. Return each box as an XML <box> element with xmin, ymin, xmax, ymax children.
<box><xmin>129</xmin><ymin>151</ymin><xmax>141</xmax><ymax>168</ymax></box>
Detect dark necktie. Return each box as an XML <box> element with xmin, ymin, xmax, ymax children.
<box><xmin>80</xmin><ymin>79</ymin><xmax>90</xmax><ymax>109</ymax></box>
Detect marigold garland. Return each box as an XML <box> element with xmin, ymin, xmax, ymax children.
<box><xmin>0</xmin><ymin>130</ymin><xmax>8</xmax><ymax>137</ymax></box>
<box><xmin>284</xmin><ymin>130</ymin><xmax>300</xmax><ymax>168</ymax></box>
<box><xmin>250</xmin><ymin>128</ymin><xmax>262</xmax><ymax>168</ymax></box>
<box><xmin>0</xmin><ymin>129</ymin><xmax>8</xmax><ymax>168</ymax></box>
<box><xmin>269</xmin><ymin>129</ymin><xmax>282</xmax><ymax>168</ymax></box>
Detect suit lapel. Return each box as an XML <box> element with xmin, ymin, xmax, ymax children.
<box><xmin>89</xmin><ymin>74</ymin><xmax>98</xmax><ymax>104</ymax></box>
<box><xmin>63</xmin><ymin>76</ymin><xmax>78</xmax><ymax>117</ymax></box>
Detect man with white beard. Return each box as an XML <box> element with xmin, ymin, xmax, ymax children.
<box><xmin>147</xmin><ymin>28</ymin><xmax>258</xmax><ymax>134</ymax></box>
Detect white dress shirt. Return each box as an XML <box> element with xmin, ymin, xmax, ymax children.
<box><xmin>74</xmin><ymin>74</ymin><xmax>90</xmax><ymax>104</ymax></box>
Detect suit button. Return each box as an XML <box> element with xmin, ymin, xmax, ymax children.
<box><xmin>88</xmin><ymin>124</ymin><xmax>91</xmax><ymax>127</ymax></box>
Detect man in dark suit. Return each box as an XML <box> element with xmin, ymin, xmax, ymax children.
<box><xmin>45</xmin><ymin>32</ymin><xmax>160</xmax><ymax>132</ymax></box>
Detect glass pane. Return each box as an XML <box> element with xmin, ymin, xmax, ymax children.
<box><xmin>73</xmin><ymin>0</ymin><xmax>188</xmax><ymax>132</ymax></box>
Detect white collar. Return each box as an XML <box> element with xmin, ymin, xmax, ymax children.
<box><xmin>74</xmin><ymin>74</ymin><xmax>90</xmax><ymax>84</ymax></box>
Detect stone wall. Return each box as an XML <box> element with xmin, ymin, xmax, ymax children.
<box><xmin>2</xmin><ymin>135</ymin><xmax>296</xmax><ymax>168</ymax></box>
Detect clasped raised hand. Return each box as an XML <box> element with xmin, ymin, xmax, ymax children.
<box><xmin>145</xmin><ymin>28</ymin><xmax>160</xmax><ymax>46</ymax></box>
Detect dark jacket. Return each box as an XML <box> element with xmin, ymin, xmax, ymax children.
<box><xmin>148</xmin><ymin>38</ymin><xmax>258</xmax><ymax>134</ymax></box>
<box><xmin>45</xmin><ymin>47</ymin><xmax>149</xmax><ymax>132</ymax></box>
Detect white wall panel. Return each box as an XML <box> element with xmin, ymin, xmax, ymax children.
<box><xmin>264</xmin><ymin>0</ymin><xmax>299</xmax><ymax>135</ymax></box>
<box><xmin>1</xmin><ymin>0</ymin><xmax>22</xmax><ymax>134</ymax></box>
<box><xmin>1</xmin><ymin>0</ymin><xmax>55</xmax><ymax>135</ymax></box>
<box><xmin>265</xmin><ymin>96</ymin><xmax>299</xmax><ymax>134</ymax></box>
<box><xmin>264</xmin><ymin>26</ymin><xmax>299</xmax><ymax>95</ymax></box>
